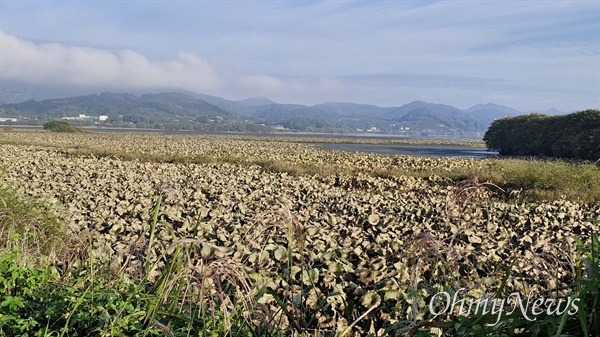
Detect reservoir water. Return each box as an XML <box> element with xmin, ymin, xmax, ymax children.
<box><xmin>317</xmin><ymin>143</ymin><xmax>497</xmax><ymax>158</ymax></box>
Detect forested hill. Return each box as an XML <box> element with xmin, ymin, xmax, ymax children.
<box><xmin>0</xmin><ymin>92</ymin><xmax>270</xmax><ymax>132</ymax></box>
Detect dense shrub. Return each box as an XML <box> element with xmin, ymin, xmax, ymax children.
<box><xmin>43</xmin><ymin>120</ymin><xmax>83</xmax><ymax>133</ymax></box>
<box><xmin>484</xmin><ymin>109</ymin><xmax>600</xmax><ymax>160</ymax></box>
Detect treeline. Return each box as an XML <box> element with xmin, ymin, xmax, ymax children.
<box><xmin>281</xmin><ymin>117</ymin><xmax>350</xmax><ymax>133</ymax></box>
<box><xmin>484</xmin><ymin>109</ymin><xmax>600</xmax><ymax>160</ymax></box>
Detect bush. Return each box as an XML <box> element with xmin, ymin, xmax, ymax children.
<box><xmin>43</xmin><ymin>120</ymin><xmax>83</xmax><ymax>133</ymax></box>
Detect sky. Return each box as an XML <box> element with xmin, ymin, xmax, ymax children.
<box><xmin>1</xmin><ymin>0</ymin><xmax>599</xmax><ymax>111</ymax></box>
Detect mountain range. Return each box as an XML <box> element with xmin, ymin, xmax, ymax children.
<box><xmin>0</xmin><ymin>83</ymin><xmax>567</xmax><ymax>135</ymax></box>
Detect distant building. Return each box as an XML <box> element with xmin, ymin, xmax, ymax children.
<box><xmin>62</xmin><ymin>114</ymin><xmax>95</xmax><ymax>121</ymax></box>
<box><xmin>98</xmin><ymin>115</ymin><xmax>109</xmax><ymax>122</ymax></box>
<box><xmin>0</xmin><ymin>118</ymin><xmax>17</xmax><ymax>122</ymax></box>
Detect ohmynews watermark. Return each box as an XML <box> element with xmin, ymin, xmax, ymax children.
<box><xmin>428</xmin><ymin>288</ymin><xmax>580</xmax><ymax>327</ymax></box>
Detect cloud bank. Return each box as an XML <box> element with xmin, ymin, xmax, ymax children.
<box><xmin>1</xmin><ymin>30</ymin><xmax>345</xmax><ymax>103</ymax></box>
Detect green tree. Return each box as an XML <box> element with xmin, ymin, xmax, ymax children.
<box><xmin>43</xmin><ymin>120</ymin><xmax>82</xmax><ymax>133</ymax></box>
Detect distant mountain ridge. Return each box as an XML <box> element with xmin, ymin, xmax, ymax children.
<box><xmin>0</xmin><ymin>92</ymin><xmax>271</xmax><ymax>132</ymax></box>
<box><xmin>0</xmin><ymin>87</ymin><xmax>569</xmax><ymax>135</ymax></box>
<box><xmin>207</xmin><ymin>98</ymin><xmax>530</xmax><ymax>133</ymax></box>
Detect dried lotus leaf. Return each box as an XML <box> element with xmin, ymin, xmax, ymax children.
<box><xmin>301</xmin><ymin>269</ymin><xmax>319</xmax><ymax>285</ymax></box>
<box><xmin>469</xmin><ymin>235</ymin><xmax>482</xmax><ymax>244</ymax></box>
<box><xmin>274</xmin><ymin>246</ymin><xmax>287</xmax><ymax>261</ymax></box>
<box><xmin>361</xmin><ymin>291</ymin><xmax>381</xmax><ymax>307</ymax></box>
<box><xmin>368</xmin><ymin>213</ymin><xmax>380</xmax><ymax>225</ymax></box>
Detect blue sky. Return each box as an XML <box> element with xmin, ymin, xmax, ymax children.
<box><xmin>1</xmin><ymin>0</ymin><xmax>598</xmax><ymax>111</ymax></box>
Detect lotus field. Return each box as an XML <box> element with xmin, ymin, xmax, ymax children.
<box><xmin>0</xmin><ymin>130</ymin><xmax>599</xmax><ymax>336</ymax></box>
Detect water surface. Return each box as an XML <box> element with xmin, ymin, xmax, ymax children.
<box><xmin>318</xmin><ymin>143</ymin><xmax>497</xmax><ymax>158</ymax></box>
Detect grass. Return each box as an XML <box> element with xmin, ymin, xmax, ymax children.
<box><xmin>468</xmin><ymin>158</ymin><xmax>600</xmax><ymax>203</ymax></box>
<box><xmin>407</xmin><ymin>158</ymin><xmax>600</xmax><ymax>203</ymax></box>
<box><xmin>0</xmin><ymin>184</ymin><xmax>70</xmax><ymax>264</ymax></box>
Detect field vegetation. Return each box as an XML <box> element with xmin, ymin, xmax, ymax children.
<box><xmin>0</xmin><ymin>130</ymin><xmax>599</xmax><ymax>336</ymax></box>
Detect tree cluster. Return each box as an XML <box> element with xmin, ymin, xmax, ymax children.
<box><xmin>43</xmin><ymin>120</ymin><xmax>83</xmax><ymax>133</ymax></box>
<box><xmin>484</xmin><ymin>109</ymin><xmax>600</xmax><ymax>160</ymax></box>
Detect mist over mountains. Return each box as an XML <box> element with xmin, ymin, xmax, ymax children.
<box><xmin>0</xmin><ymin>81</ymin><xmax>568</xmax><ymax>135</ymax></box>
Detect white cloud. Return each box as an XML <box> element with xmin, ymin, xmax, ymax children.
<box><xmin>1</xmin><ymin>30</ymin><xmax>221</xmax><ymax>90</ymax></box>
<box><xmin>0</xmin><ymin>30</ymin><xmax>346</xmax><ymax>102</ymax></box>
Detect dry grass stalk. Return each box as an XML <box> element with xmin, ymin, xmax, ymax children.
<box><xmin>0</xmin><ymin>193</ymin><xmax>74</xmax><ymax>265</ymax></box>
<box><xmin>156</xmin><ymin>239</ymin><xmax>255</xmax><ymax>333</ymax></box>
<box><xmin>454</xmin><ymin>176</ymin><xmax>504</xmax><ymax>204</ymax></box>
<box><xmin>152</xmin><ymin>321</ymin><xmax>175</xmax><ymax>337</ymax></box>
<box><xmin>277</xmin><ymin>198</ymin><xmax>306</xmax><ymax>252</ymax></box>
